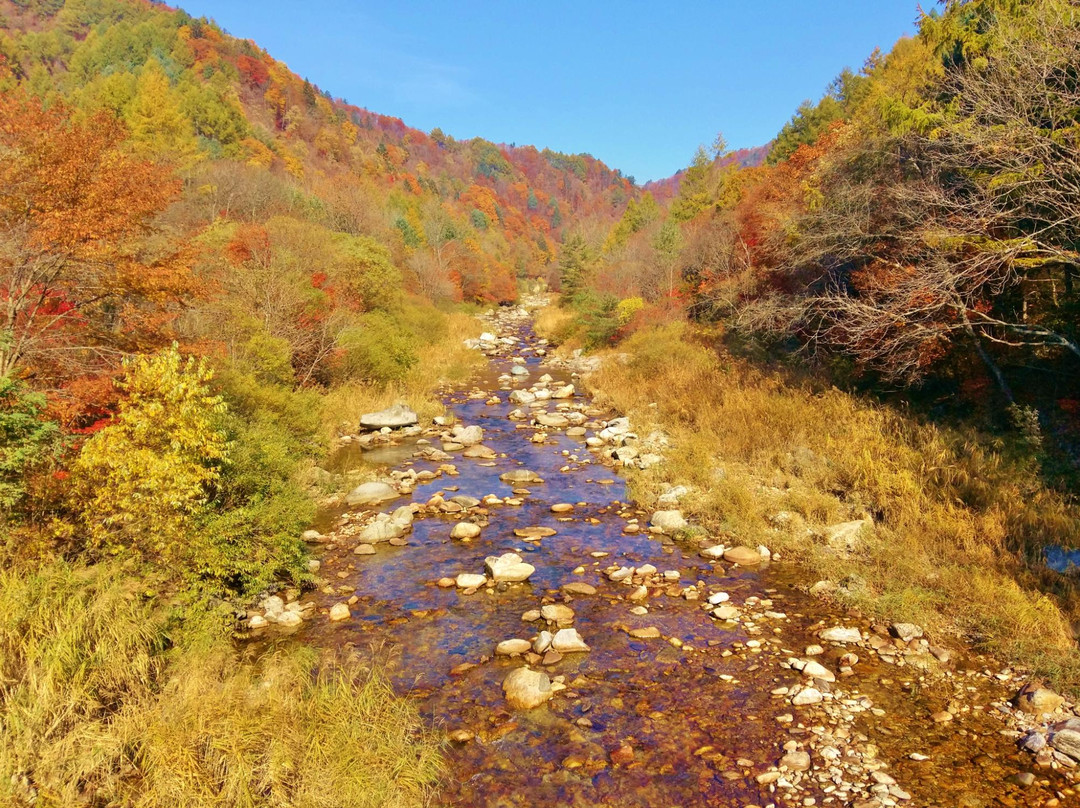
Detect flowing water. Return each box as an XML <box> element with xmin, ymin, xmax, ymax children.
<box><xmin>261</xmin><ymin>309</ymin><xmax>1068</xmax><ymax>808</ymax></box>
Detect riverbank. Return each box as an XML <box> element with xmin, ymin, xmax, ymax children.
<box><xmin>535</xmin><ymin>307</ymin><xmax>1080</xmax><ymax>691</ymax></box>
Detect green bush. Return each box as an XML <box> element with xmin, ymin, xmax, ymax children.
<box><xmin>0</xmin><ymin>375</ymin><xmax>60</xmax><ymax>513</ymax></box>
<box><xmin>338</xmin><ymin>311</ymin><xmax>419</xmax><ymax>384</ymax></box>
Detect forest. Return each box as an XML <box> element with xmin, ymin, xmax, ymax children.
<box><xmin>4</xmin><ymin>0</ymin><xmax>1080</xmax><ymax>805</ymax></box>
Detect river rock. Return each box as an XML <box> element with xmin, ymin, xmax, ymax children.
<box><xmin>536</xmin><ymin>412</ymin><xmax>570</xmax><ymax>429</ymax></box>
<box><xmin>248</xmin><ymin>614</ymin><xmax>268</xmax><ymax>629</ymax></box>
<box><xmin>824</xmin><ymin>518</ymin><xmax>872</xmax><ymax>552</ymax></box>
<box><xmin>462</xmin><ymin>444</ymin><xmax>497</xmax><ymax>459</ymax></box>
<box><xmin>781</xmin><ymin>751</ymin><xmax>812</xmax><ymax>772</ymax></box>
<box><xmin>451</xmin><ymin>522</ymin><xmax>481</xmax><ymax>540</ymax></box>
<box><xmin>551</xmin><ymin>628</ymin><xmax>590</xmax><ymax>653</ymax></box>
<box><xmin>515</xmin><ymin>526</ymin><xmax>557</xmax><ymax>539</ymax></box>
<box><xmin>485</xmin><ymin>552</ymin><xmax>535</xmax><ymax>582</ymax></box>
<box><xmin>724</xmin><ymin>546</ymin><xmax>763</xmax><ymax>566</ymax></box>
<box><xmin>533</xmin><ymin>630</ymin><xmax>553</xmax><ymax>654</ymax></box>
<box><xmin>502</xmin><ymin>667</ymin><xmax>553</xmax><ymax>710</ymax></box>
<box><xmin>509</xmin><ymin>390</ymin><xmax>536</xmax><ymax>405</ymax></box>
<box><xmin>496</xmin><ymin>639</ymin><xmax>533</xmax><ymax>656</ymax></box>
<box><xmin>542</xmin><ymin>604</ymin><xmax>575</xmax><ymax>623</ymax></box>
<box><xmin>358</xmin><ymin>515</ymin><xmax>406</xmax><ymax>543</ymax></box>
<box><xmin>276</xmin><ymin>610</ymin><xmax>302</xmax><ymax>628</ymax></box>
<box><xmin>890</xmin><ymin>622</ymin><xmax>924</xmax><ymax>642</ymax></box>
<box><xmin>329</xmin><ymin>603</ymin><xmax>351</xmax><ymax>622</ymax></box>
<box><xmin>562</xmin><ymin>582</ymin><xmax>597</xmax><ymax>596</ymax></box>
<box><xmin>346</xmin><ymin>482</ymin><xmax>399</xmax><ymax>507</ymax></box>
<box><xmin>820</xmin><ymin>626</ymin><xmax>862</xmax><ymax>644</ymax></box>
<box><xmin>359</xmin><ymin>404</ymin><xmax>418</xmax><ymax>430</ymax></box>
<box><xmin>1015</xmin><ymin>683</ymin><xmax>1065</xmax><ymax>716</ymax></box>
<box><xmin>552</xmin><ymin>384</ymin><xmax>575</xmax><ymax>399</ymax></box>
<box><xmin>799</xmin><ymin>659</ymin><xmax>836</xmax><ymax>682</ymax></box>
<box><xmin>500</xmin><ymin>469</ymin><xmax>543</xmax><ymax>484</ymax></box>
<box><xmin>700</xmin><ymin>545</ymin><xmax>726</xmax><ymax>560</ymax></box>
<box><xmin>651</xmin><ymin>510</ymin><xmax>687</xmax><ymax>534</ymax></box>
<box><xmin>1051</xmin><ymin>728</ymin><xmax>1080</xmax><ymax>761</ymax></box>
<box><xmin>354</xmin><ymin>543</ymin><xmax>376</xmax><ymax>555</ymax></box>
<box><xmin>454</xmin><ymin>425</ymin><xmax>484</xmax><ymax>446</ymax></box>
<box><xmin>455</xmin><ymin>573</ymin><xmax>487</xmax><ymax>589</ymax></box>
<box><xmin>792</xmin><ymin>687</ymin><xmax>823</xmax><ymax>706</ymax></box>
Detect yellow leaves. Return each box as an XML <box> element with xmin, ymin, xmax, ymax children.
<box><xmin>71</xmin><ymin>346</ymin><xmax>229</xmax><ymax>558</ymax></box>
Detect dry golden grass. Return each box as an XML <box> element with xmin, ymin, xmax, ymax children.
<box><xmin>564</xmin><ymin>315</ymin><xmax>1080</xmax><ymax>688</ymax></box>
<box><xmin>322</xmin><ymin>309</ymin><xmax>483</xmax><ymax>436</ymax></box>
<box><xmin>0</xmin><ymin>562</ymin><xmax>443</xmax><ymax>808</ymax></box>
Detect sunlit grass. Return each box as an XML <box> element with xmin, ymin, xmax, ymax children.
<box><xmin>0</xmin><ymin>562</ymin><xmax>443</xmax><ymax>808</ymax></box>
<box><xmin>552</xmin><ymin>311</ymin><xmax>1080</xmax><ymax>689</ymax></box>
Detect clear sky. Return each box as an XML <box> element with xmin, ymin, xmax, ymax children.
<box><xmin>172</xmin><ymin>1</ymin><xmax>921</xmax><ymax>182</ymax></box>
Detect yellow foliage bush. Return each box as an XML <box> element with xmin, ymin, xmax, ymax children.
<box><xmin>71</xmin><ymin>345</ymin><xmax>228</xmax><ymax>560</ymax></box>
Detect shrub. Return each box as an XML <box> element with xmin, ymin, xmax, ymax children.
<box><xmin>338</xmin><ymin>311</ymin><xmax>419</xmax><ymax>384</ymax></box>
<box><xmin>70</xmin><ymin>346</ymin><xmax>228</xmax><ymax>559</ymax></box>
<box><xmin>0</xmin><ymin>376</ymin><xmax>60</xmax><ymax>513</ymax></box>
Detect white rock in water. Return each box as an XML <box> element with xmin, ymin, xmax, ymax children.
<box><xmin>800</xmin><ymin>659</ymin><xmax>836</xmax><ymax>682</ymax></box>
<box><xmin>708</xmin><ymin>592</ymin><xmax>730</xmax><ymax>605</ymax></box>
<box><xmin>700</xmin><ymin>545</ymin><xmax>727</xmax><ymax>560</ymax></box>
<box><xmin>496</xmin><ymin>639</ymin><xmax>532</xmax><ymax>656</ymax></box>
<box><xmin>479</xmin><ymin>332</ymin><xmax>497</xmax><ymax>343</ymax></box>
<box><xmin>791</xmin><ymin>687</ymin><xmax>823</xmax><ymax>706</ymax></box>
<box><xmin>391</xmin><ymin>506</ymin><xmax>415</xmax><ymax>528</ymax></box>
<box><xmin>533</xmin><ymin>630</ymin><xmax>553</xmax><ymax>654</ymax></box>
<box><xmin>502</xmin><ymin>667</ymin><xmax>553</xmax><ymax>710</ymax></box>
<box><xmin>651</xmin><ymin>510</ymin><xmax>687</xmax><ymax>534</ymax></box>
<box><xmin>552</xmin><ymin>384</ymin><xmax>575</xmax><ymax>399</ymax></box>
<box><xmin>509</xmin><ymin>390</ymin><xmax>536</xmax><ymax>405</ymax></box>
<box><xmin>358</xmin><ymin>516</ymin><xmax>405</xmax><ymax>543</ymax></box>
<box><xmin>346</xmin><ymin>482</ymin><xmax>399</xmax><ymax>507</ymax></box>
<box><xmin>276</xmin><ymin>610</ymin><xmax>302</xmax><ymax>627</ymax></box>
<box><xmin>260</xmin><ymin>595</ymin><xmax>284</xmax><ymax>616</ymax></box>
<box><xmin>450</xmin><ymin>522</ymin><xmax>481</xmax><ymax>540</ymax></box>
<box><xmin>820</xmin><ymin>627</ymin><xmax>862</xmax><ymax>644</ymax></box>
<box><xmin>455</xmin><ymin>425</ymin><xmax>484</xmax><ymax>446</ymax></box>
<box><xmin>510</xmin><ymin>366</ymin><xmax>529</xmax><ymax>377</ymax></box>
<box><xmin>329</xmin><ymin>603</ymin><xmax>351</xmax><ymax>622</ymax></box>
<box><xmin>359</xmin><ymin>404</ymin><xmax>418</xmax><ymax>430</ymax></box>
<box><xmin>485</xmin><ymin>552</ymin><xmax>535</xmax><ymax>583</ymax></box>
<box><xmin>455</xmin><ymin>573</ymin><xmax>487</xmax><ymax>589</ymax></box>
<box><xmin>551</xmin><ymin>628</ymin><xmax>590</xmax><ymax>653</ymax></box>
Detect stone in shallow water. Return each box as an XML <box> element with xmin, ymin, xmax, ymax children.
<box><xmin>455</xmin><ymin>573</ymin><xmax>487</xmax><ymax>589</ymax></box>
<box><xmin>450</xmin><ymin>522</ymin><xmax>481</xmax><ymax>540</ymax></box>
<box><xmin>345</xmin><ymin>482</ymin><xmax>399</xmax><ymax>507</ymax></box>
<box><xmin>496</xmin><ymin>639</ymin><xmax>532</xmax><ymax>656</ymax></box>
<box><xmin>462</xmin><ymin>444</ymin><xmax>497</xmax><ymax>459</ymax></box>
<box><xmin>723</xmin><ymin>546</ymin><xmax>763</xmax><ymax>566</ymax></box>
<box><xmin>650</xmin><ymin>509</ymin><xmax>687</xmax><ymax>534</ymax></box>
<box><xmin>329</xmin><ymin>603</ymin><xmax>351</xmax><ymax>622</ymax></box>
<box><xmin>359</xmin><ymin>404</ymin><xmax>418</xmax><ymax>430</ymax></box>
<box><xmin>780</xmin><ymin>750</ymin><xmax>811</xmax><ymax>772</ymax></box>
<box><xmin>541</xmin><ymin>604</ymin><xmax>575</xmax><ymax>623</ymax></box>
<box><xmin>551</xmin><ymin>628</ymin><xmax>590</xmax><ymax>653</ymax></box>
<box><xmin>561</xmin><ymin>582</ymin><xmax>597</xmax><ymax>596</ymax></box>
<box><xmin>502</xmin><ymin>667</ymin><xmax>553</xmax><ymax>710</ymax></box>
<box><xmin>515</xmin><ymin>526</ymin><xmax>556</xmax><ymax>539</ymax></box>
<box><xmin>791</xmin><ymin>687</ymin><xmax>823</xmax><ymax>706</ymax></box>
<box><xmin>499</xmin><ymin>469</ymin><xmax>544</xmax><ymax>485</ymax></box>
<box><xmin>485</xmin><ymin>552</ymin><xmax>535</xmax><ymax>583</ymax></box>
<box><xmin>820</xmin><ymin>626</ymin><xmax>862</xmax><ymax>644</ymax></box>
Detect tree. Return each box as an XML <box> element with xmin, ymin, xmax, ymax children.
<box><xmin>0</xmin><ymin>90</ymin><xmax>191</xmax><ymax>384</ymax></box>
<box><xmin>71</xmin><ymin>345</ymin><xmax>228</xmax><ymax>557</ymax></box>
<box><xmin>125</xmin><ymin>58</ymin><xmax>200</xmax><ymax>164</ymax></box>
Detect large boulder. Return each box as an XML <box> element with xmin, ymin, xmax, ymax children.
<box><xmin>485</xmin><ymin>552</ymin><xmax>535</xmax><ymax>582</ymax></box>
<box><xmin>359</xmin><ymin>404</ymin><xmax>418</xmax><ymax>431</ymax></box>
<box><xmin>503</xmin><ymin>667</ymin><xmax>553</xmax><ymax>710</ymax></box>
<box><xmin>724</xmin><ymin>546</ymin><xmax>763</xmax><ymax>566</ymax></box>
<box><xmin>346</xmin><ymin>482</ymin><xmax>399</xmax><ymax>507</ymax></box>
<box><xmin>1015</xmin><ymin>683</ymin><xmax>1065</xmax><ymax>716</ymax></box>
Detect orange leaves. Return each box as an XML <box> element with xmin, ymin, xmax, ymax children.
<box><xmin>225</xmin><ymin>225</ymin><xmax>271</xmax><ymax>267</ymax></box>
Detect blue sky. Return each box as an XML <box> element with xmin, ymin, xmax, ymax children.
<box><xmin>173</xmin><ymin>1</ymin><xmax>921</xmax><ymax>182</ymax></box>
